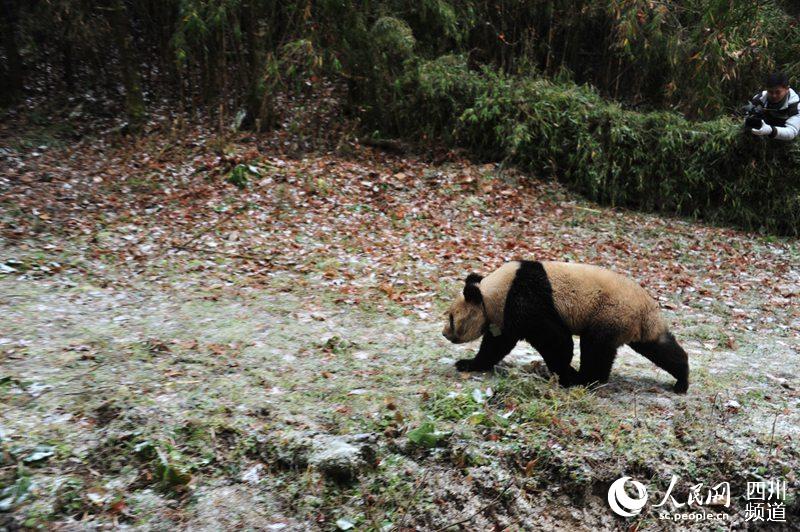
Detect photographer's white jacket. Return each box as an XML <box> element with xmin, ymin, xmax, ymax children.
<box><xmin>751</xmin><ymin>88</ymin><xmax>800</xmax><ymax>140</ymax></box>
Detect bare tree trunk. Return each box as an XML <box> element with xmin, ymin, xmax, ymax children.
<box><xmin>62</xmin><ymin>25</ymin><xmax>74</xmax><ymax>92</ymax></box>
<box><xmin>0</xmin><ymin>0</ymin><xmax>24</xmax><ymax>103</ymax></box>
<box><xmin>242</xmin><ymin>0</ymin><xmax>260</xmax><ymax>130</ymax></box>
<box><xmin>105</xmin><ymin>0</ymin><xmax>146</xmax><ymax>130</ymax></box>
<box><xmin>241</xmin><ymin>0</ymin><xmax>280</xmax><ymax>131</ymax></box>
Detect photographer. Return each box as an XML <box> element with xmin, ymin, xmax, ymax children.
<box><xmin>744</xmin><ymin>72</ymin><xmax>800</xmax><ymax>140</ymax></box>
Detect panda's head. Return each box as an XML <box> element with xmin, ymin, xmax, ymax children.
<box><xmin>442</xmin><ymin>273</ymin><xmax>486</xmax><ymax>344</ymax></box>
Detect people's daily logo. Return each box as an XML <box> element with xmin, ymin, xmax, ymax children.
<box><xmin>607</xmin><ymin>476</ymin><xmax>648</xmax><ymax>517</ymax></box>
<box><xmin>607</xmin><ymin>475</ymin><xmax>787</xmax><ymax>523</ymax></box>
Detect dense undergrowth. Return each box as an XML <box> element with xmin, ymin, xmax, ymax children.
<box><xmin>4</xmin><ymin>1</ymin><xmax>800</xmax><ymax>234</ymax></box>
<box><xmin>402</xmin><ymin>58</ymin><xmax>800</xmax><ymax>235</ymax></box>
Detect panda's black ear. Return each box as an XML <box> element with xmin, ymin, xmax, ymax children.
<box><xmin>463</xmin><ymin>282</ymin><xmax>483</xmax><ymax>305</ymax></box>
<box><xmin>465</xmin><ymin>273</ymin><xmax>484</xmax><ymax>285</ymax></box>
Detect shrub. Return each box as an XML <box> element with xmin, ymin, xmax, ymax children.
<box><xmin>407</xmin><ymin>65</ymin><xmax>800</xmax><ymax>235</ymax></box>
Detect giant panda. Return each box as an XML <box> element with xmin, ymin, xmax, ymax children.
<box><xmin>441</xmin><ymin>261</ymin><xmax>689</xmax><ymax>393</ymax></box>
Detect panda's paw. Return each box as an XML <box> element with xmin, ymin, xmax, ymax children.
<box><xmin>557</xmin><ymin>367</ymin><xmax>580</xmax><ymax>387</ymax></box>
<box><xmin>455</xmin><ymin>358</ymin><xmax>493</xmax><ymax>372</ymax></box>
<box><xmin>673</xmin><ymin>380</ymin><xmax>689</xmax><ymax>394</ymax></box>
<box><xmin>455</xmin><ymin>358</ymin><xmax>476</xmax><ymax>372</ymax></box>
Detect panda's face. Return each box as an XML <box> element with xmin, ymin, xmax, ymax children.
<box><xmin>442</xmin><ymin>294</ymin><xmax>485</xmax><ymax>344</ymax></box>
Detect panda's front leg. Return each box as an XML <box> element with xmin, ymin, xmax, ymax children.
<box><xmin>456</xmin><ymin>332</ymin><xmax>518</xmax><ymax>372</ymax></box>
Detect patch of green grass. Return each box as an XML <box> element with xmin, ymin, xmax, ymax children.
<box><xmin>681</xmin><ymin>323</ymin><xmax>729</xmax><ymax>343</ymax></box>
<box><xmin>424</xmin><ymin>388</ymin><xmax>482</xmax><ymax>422</ymax></box>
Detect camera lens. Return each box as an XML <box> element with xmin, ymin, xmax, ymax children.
<box><xmin>745</xmin><ymin>116</ymin><xmax>763</xmax><ymax>129</ymax></box>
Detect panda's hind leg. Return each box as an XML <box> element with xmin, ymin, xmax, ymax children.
<box><xmin>577</xmin><ymin>332</ymin><xmax>619</xmax><ymax>388</ymax></box>
<box><xmin>629</xmin><ymin>332</ymin><xmax>689</xmax><ymax>394</ymax></box>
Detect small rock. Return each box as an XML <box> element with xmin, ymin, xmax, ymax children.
<box><xmin>264</xmin><ymin>431</ymin><xmax>377</xmax><ymax>481</ymax></box>
<box><xmin>349</xmin><ymin>433</ymin><xmax>377</xmax><ymax>443</ymax></box>
<box><xmin>23</xmin><ymin>446</ymin><xmax>55</xmax><ymax>464</ymax></box>
<box><xmin>724</xmin><ymin>400</ymin><xmax>741</xmax><ymax>413</ymax></box>
<box><xmin>309</xmin><ymin>439</ymin><xmax>365</xmax><ymax>482</ymax></box>
<box><xmin>472</xmin><ymin>388</ymin><xmax>485</xmax><ymax>404</ymax></box>
<box><xmin>336</xmin><ymin>518</ymin><xmax>355</xmax><ymax>530</ymax></box>
<box><xmin>241</xmin><ymin>463</ymin><xmax>264</xmax><ymax>485</ymax></box>
<box><xmin>268</xmin><ymin>431</ymin><xmax>317</xmax><ymax>468</ymax></box>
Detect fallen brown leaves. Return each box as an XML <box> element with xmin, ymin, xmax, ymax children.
<box><xmin>1</xmin><ymin>112</ymin><xmax>797</xmax><ymax>336</ymax></box>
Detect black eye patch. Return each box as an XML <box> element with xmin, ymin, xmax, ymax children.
<box><xmin>449</xmin><ymin>314</ymin><xmax>454</xmax><ymax>331</ymax></box>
